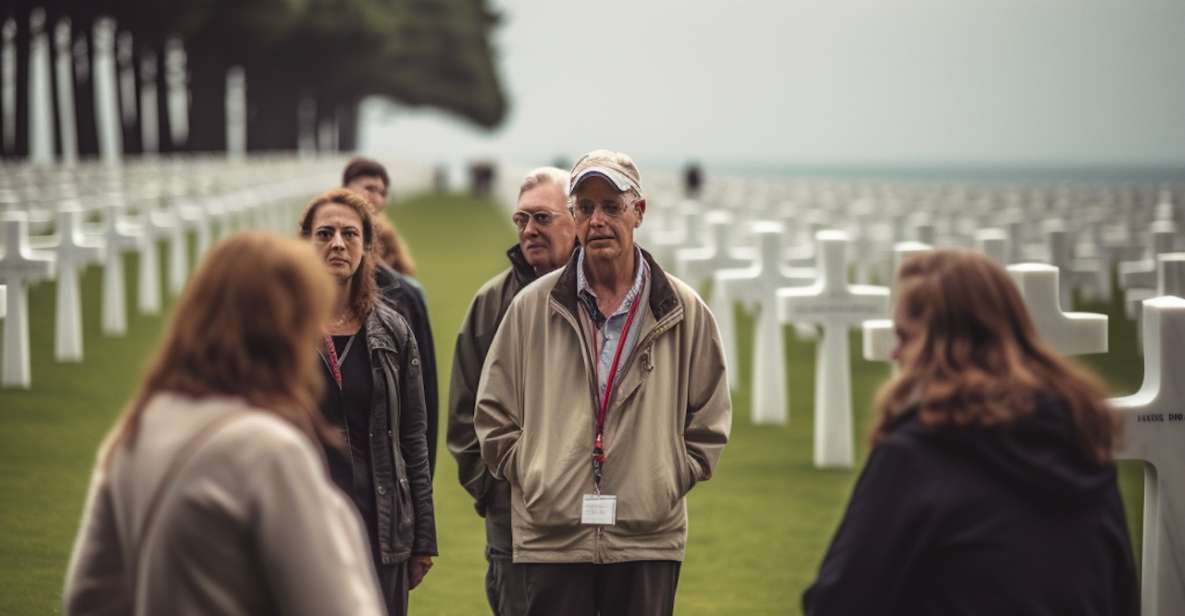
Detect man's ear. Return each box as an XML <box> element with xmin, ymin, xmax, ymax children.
<box><xmin>634</xmin><ymin>198</ymin><xmax>646</xmax><ymax>227</ymax></box>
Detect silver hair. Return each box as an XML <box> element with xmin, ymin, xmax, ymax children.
<box><xmin>518</xmin><ymin>167</ymin><xmax>570</xmax><ymax>199</ymax></box>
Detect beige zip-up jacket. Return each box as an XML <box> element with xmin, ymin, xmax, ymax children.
<box><xmin>475</xmin><ymin>249</ymin><xmax>731</xmax><ymax>564</ymax></box>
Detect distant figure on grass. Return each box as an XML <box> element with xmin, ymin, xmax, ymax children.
<box><xmin>683</xmin><ymin>161</ymin><xmax>703</xmax><ymax>199</ymax></box>
<box><xmin>803</xmin><ymin>249</ymin><xmax>1138</xmax><ymax>616</ymax></box>
<box><xmin>343</xmin><ymin>157</ymin><xmax>440</xmax><ymax>477</ymax></box>
<box><xmin>63</xmin><ymin>233</ymin><xmax>386</xmax><ymax>615</ymax></box>
<box><xmin>448</xmin><ymin>166</ymin><xmax>577</xmax><ymax>615</ymax></box>
<box><xmin>475</xmin><ymin>150</ymin><xmax>732</xmax><ymax>616</ymax></box>
<box><xmin>299</xmin><ymin>190</ymin><xmax>437</xmax><ymax>616</ymax></box>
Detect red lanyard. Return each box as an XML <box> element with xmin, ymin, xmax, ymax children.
<box><xmin>322</xmin><ymin>334</ymin><xmax>359</xmax><ymax>389</ymax></box>
<box><xmin>591</xmin><ymin>295</ymin><xmax>643</xmax><ymax>489</ymax></box>
<box><xmin>323</xmin><ymin>336</ymin><xmax>343</xmax><ymax>388</ymax></box>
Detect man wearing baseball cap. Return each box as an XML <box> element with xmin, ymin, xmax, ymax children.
<box><xmin>475</xmin><ymin>150</ymin><xmax>732</xmax><ymax>615</ymax></box>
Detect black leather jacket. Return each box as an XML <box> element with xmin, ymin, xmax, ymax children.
<box><xmin>375</xmin><ymin>264</ymin><xmax>440</xmax><ymax>479</ymax></box>
<box><xmin>364</xmin><ymin>303</ymin><xmax>438</xmax><ymax>563</ymax></box>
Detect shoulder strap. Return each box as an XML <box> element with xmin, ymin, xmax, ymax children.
<box><xmin>126</xmin><ymin>410</ymin><xmax>246</xmax><ymax>599</ymax></box>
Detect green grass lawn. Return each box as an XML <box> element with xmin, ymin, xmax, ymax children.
<box><xmin>0</xmin><ymin>193</ymin><xmax>1146</xmax><ymax>615</ymax></box>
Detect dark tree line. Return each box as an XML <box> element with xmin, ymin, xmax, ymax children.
<box><xmin>1</xmin><ymin>0</ymin><xmax>507</xmax><ymax>159</ymax></box>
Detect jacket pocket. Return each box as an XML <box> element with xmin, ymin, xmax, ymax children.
<box><xmin>518</xmin><ymin>431</ymin><xmax>585</xmax><ymax>529</ymax></box>
<box><xmin>391</xmin><ymin>443</ymin><xmax>414</xmax><ymax>541</ymax></box>
<box><xmin>611</xmin><ymin>434</ymin><xmax>685</xmax><ymax>534</ymax></box>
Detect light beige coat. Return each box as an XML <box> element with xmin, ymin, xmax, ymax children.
<box><xmin>63</xmin><ymin>393</ymin><xmax>385</xmax><ymax>616</ymax></box>
<box><xmin>475</xmin><ymin>250</ymin><xmax>731</xmax><ymax>564</ymax></box>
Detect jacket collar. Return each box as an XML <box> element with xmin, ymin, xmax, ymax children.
<box><xmin>364</xmin><ymin>303</ymin><xmax>401</xmax><ymax>353</ymax></box>
<box><xmin>550</xmin><ymin>245</ymin><xmax>679</xmax><ymax>321</ymax></box>
<box><xmin>505</xmin><ymin>244</ymin><xmax>538</xmax><ymax>286</ymax></box>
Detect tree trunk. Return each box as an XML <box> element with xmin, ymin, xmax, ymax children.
<box><xmin>186</xmin><ymin>48</ymin><xmax>226</xmax><ymax>153</ymax></box>
<box><xmin>154</xmin><ymin>40</ymin><xmax>172</xmax><ymax>154</ymax></box>
<box><xmin>246</xmin><ymin>68</ymin><xmax>299</xmax><ymax>152</ymax></box>
<box><xmin>10</xmin><ymin>9</ymin><xmax>30</xmax><ymax>159</ymax></box>
<box><xmin>337</xmin><ymin>99</ymin><xmax>358</xmax><ymax>152</ymax></box>
<box><xmin>72</xmin><ymin>19</ymin><xmax>98</xmax><ymax>159</ymax></box>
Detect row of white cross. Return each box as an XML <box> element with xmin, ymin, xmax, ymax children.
<box><xmin>0</xmin><ymin>155</ymin><xmax>428</xmax><ymax>389</ymax></box>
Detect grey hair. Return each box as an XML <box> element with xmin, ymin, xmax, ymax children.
<box><xmin>518</xmin><ymin>167</ymin><xmax>570</xmax><ymax>199</ymax></box>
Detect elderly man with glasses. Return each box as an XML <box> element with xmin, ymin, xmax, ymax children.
<box><xmin>474</xmin><ymin>150</ymin><xmax>732</xmax><ymax>616</ymax></box>
<box><xmin>448</xmin><ymin>166</ymin><xmax>577</xmax><ymax>616</ymax></box>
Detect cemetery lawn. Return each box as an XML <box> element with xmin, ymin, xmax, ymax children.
<box><xmin>0</xmin><ymin>193</ymin><xmax>1146</xmax><ymax>615</ymax></box>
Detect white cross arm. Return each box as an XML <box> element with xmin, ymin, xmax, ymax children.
<box><xmin>1</xmin><ymin>214</ymin><xmax>56</xmax><ymax>283</ymax></box>
<box><xmin>1006</xmin><ymin>263</ymin><xmax>1107</xmax><ymax>356</ymax></box>
<box><xmin>777</xmin><ymin>283</ymin><xmax>889</xmax><ymax>325</ymax></box>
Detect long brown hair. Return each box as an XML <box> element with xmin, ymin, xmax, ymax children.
<box><xmin>104</xmin><ymin>233</ymin><xmax>340</xmax><ymax>466</ymax></box>
<box><xmin>372</xmin><ymin>216</ymin><xmax>418</xmax><ymax>277</ymax></box>
<box><xmin>872</xmin><ymin>249</ymin><xmax>1119</xmax><ymax>464</ymax></box>
<box><xmin>298</xmin><ymin>189</ymin><xmax>379</xmax><ymax>321</ymax></box>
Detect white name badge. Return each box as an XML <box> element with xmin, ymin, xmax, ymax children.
<box><xmin>581</xmin><ymin>494</ymin><xmax>617</xmax><ymax>525</ymax></box>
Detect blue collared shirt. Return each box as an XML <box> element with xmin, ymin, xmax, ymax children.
<box><xmin>576</xmin><ymin>246</ymin><xmax>651</xmax><ymax>398</ymax></box>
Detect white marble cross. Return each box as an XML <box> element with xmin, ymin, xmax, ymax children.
<box><xmin>1</xmin><ymin>212</ymin><xmax>55</xmax><ymax>388</ymax></box>
<box><xmin>1006</xmin><ymin>263</ymin><xmax>1108</xmax><ymax>356</ymax></box>
<box><xmin>715</xmin><ymin>221</ymin><xmax>814</xmax><ymax>424</ymax></box>
<box><xmin>45</xmin><ymin>206</ymin><xmax>103</xmax><ymax>362</ymax></box>
<box><xmin>1119</xmin><ymin>220</ymin><xmax>1177</xmax><ymax>312</ymax></box>
<box><xmin>649</xmin><ymin>202</ymin><xmax>701</xmax><ymax>270</ymax></box>
<box><xmin>1042</xmin><ymin>219</ymin><xmax>1109</xmax><ymax>305</ymax></box>
<box><xmin>100</xmin><ymin>201</ymin><xmax>141</xmax><ymax>336</ymax></box>
<box><xmin>1157</xmin><ymin>253</ymin><xmax>1185</xmax><ymax>298</ymax></box>
<box><xmin>779</xmin><ymin>230</ymin><xmax>889</xmax><ymax>468</ymax></box>
<box><xmin>675</xmin><ymin>209</ymin><xmax>754</xmax><ymax>386</ymax></box>
<box><xmin>862</xmin><ymin>241</ymin><xmax>932</xmax><ymax>362</ymax></box>
<box><xmin>165</xmin><ymin>189</ymin><xmax>198</xmax><ymax>297</ymax></box>
<box><xmin>192</xmin><ymin>187</ymin><xmax>224</xmax><ymax>259</ymax></box>
<box><xmin>1110</xmin><ymin>296</ymin><xmax>1185</xmax><ymax>616</ymax></box>
<box><xmin>975</xmin><ymin>228</ymin><xmax>1010</xmax><ymax>265</ymax></box>
<box><xmin>136</xmin><ymin>192</ymin><xmax>176</xmax><ymax>315</ymax></box>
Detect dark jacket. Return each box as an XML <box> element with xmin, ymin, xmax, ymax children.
<box><xmin>364</xmin><ymin>304</ymin><xmax>438</xmax><ymax>563</ymax></box>
<box><xmin>446</xmin><ymin>244</ymin><xmax>537</xmax><ymax>525</ymax></box>
<box><xmin>375</xmin><ymin>264</ymin><xmax>439</xmax><ymax>479</ymax></box>
<box><xmin>803</xmin><ymin>398</ymin><xmax>1138</xmax><ymax>616</ymax></box>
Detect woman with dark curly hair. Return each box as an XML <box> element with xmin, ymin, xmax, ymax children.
<box><xmin>299</xmin><ymin>189</ymin><xmax>437</xmax><ymax>616</ymax></box>
<box><xmin>804</xmin><ymin>249</ymin><xmax>1138</xmax><ymax>616</ymax></box>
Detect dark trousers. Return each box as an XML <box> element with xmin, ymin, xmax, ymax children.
<box><xmin>376</xmin><ymin>561</ymin><xmax>410</xmax><ymax>616</ymax></box>
<box><xmin>483</xmin><ymin>480</ymin><xmax>526</xmax><ymax>615</ymax></box>
<box><xmin>520</xmin><ymin>561</ymin><xmax>681</xmax><ymax>616</ymax></box>
<box><xmin>486</xmin><ymin>557</ymin><xmax>528</xmax><ymax>616</ymax></box>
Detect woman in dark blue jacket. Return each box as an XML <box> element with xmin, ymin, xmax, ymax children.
<box><xmin>804</xmin><ymin>249</ymin><xmax>1138</xmax><ymax>616</ymax></box>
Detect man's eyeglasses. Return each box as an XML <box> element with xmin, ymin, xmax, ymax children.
<box><xmin>570</xmin><ymin>200</ymin><xmax>631</xmax><ymax>220</ymax></box>
<box><xmin>512</xmin><ymin>211</ymin><xmax>560</xmax><ymax>230</ymax></box>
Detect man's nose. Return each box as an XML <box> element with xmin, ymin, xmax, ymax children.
<box><xmin>588</xmin><ymin>207</ymin><xmax>610</xmax><ymax>225</ymax></box>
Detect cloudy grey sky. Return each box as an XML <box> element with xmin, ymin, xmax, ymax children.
<box><xmin>359</xmin><ymin>0</ymin><xmax>1185</xmax><ymax>170</ymax></box>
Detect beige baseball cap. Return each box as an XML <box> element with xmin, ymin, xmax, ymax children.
<box><xmin>568</xmin><ymin>149</ymin><xmax>643</xmax><ymax>197</ymax></box>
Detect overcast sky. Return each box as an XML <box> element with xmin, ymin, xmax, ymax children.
<box><xmin>359</xmin><ymin>0</ymin><xmax>1185</xmax><ymax>171</ymax></box>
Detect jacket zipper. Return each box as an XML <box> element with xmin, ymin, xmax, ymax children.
<box><xmin>551</xmin><ymin>298</ymin><xmax>682</xmax><ymax>564</ymax></box>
